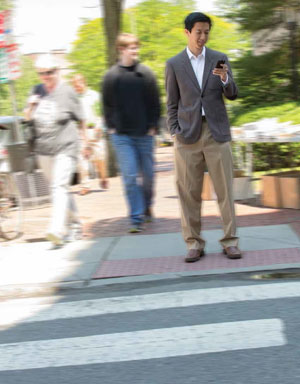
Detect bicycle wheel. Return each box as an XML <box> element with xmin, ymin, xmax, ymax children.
<box><xmin>0</xmin><ymin>173</ymin><xmax>22</xmax><ymax>240</ymax></box>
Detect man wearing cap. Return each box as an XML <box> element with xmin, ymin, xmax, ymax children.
<box><xmin>165</xmin><ymin>12</ymin><xmax>242</xmax><ymax>262</ymax></box>
<box><xmin>24</xmin><ymin>54</ymin><xmax>87</xmax><ymax>247</ymax></box>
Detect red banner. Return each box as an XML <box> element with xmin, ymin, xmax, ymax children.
<box><xmin>0</xmin><ymin>10</ymin><xmax>21</xmax><ymax>81</ymax></box>
<box><xmin>0</xmin><ymin>12</ymin><xmax>5</xmax><ymax>34</ymax></box>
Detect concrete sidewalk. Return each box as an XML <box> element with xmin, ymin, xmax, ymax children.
<box><xmin>1</xmin><ymin>146</ymin><xmax>300</xmax><ymax>298</ymax></box>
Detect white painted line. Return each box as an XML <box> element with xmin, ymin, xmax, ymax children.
<box><xmin>1</xmin><ymin>282</ymin><xmax>300</xmax><ymax>327</ymax></box>
<box><xmin>0</xmin><ymin>319</ymin><xmax>286</xmax><ymax>371</ymax></box>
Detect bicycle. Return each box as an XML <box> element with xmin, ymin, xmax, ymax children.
<box><xmin>0</xmin><ymin>172</ymin><xmax>22</xmax><ymax>240</ymax></box>
<box><xmin>0</xmin><ymin>117</ymin><xmax>30</xmax><ymax>241</ymax></box>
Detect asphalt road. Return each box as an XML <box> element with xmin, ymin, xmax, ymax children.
<box><xmin>0</xmin><ymin>272</ymin><xmax>300</xmax><ymax>384</ymax></box>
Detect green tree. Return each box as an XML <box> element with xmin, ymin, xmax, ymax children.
<box><xmin>68</xmin><ymin>0</ymin><xmax>252</xmax><ymax>174</ymax></box>
<box><xmin>15</xmin><ymin>56</ymin><xmax>39</xmax><ymax>112</ymax></box>
<box><xmin>217</xmin><ymin>0</ymin><xmax>300</xmax><ymax>104</ymax></box>
<box><xmin>100</xmin><ymin>0</ymin><xmax>124</xmax><ymax>67</ymax></box>
<box><xmin>0</xmin><ymin>0</ymin><xmax>11</xmax><ymax>10</ymax></box>
<box><xmin>217</xmin><ymin>0</ymin><xmax>300</xmax><ymax>171</ymax></box>
<box><xmin>217</xmin><ymin>0</ymin><xmax>300</xmax><ymax>33</ymax></box>
<box><xmin>124</xmin><ymin>0</ymin><xmax>247</xmax><ymax>110</ymax></box>
<box><xmin>0</xmin><ymin>56</ymin><xmax>39</xmax><ymax>115</ymax></box>
<box><xmin>68</xmin><ymin>19</ymin><xmax>107</xmax><ymax>91</ymax></box>
<box><xmin>69</xmin><ymin>0</ymin><xmax>248</xmax><ymax>101</ymax></box>
<box><xmin>100</xmin><ymin>0</ymin><xmax>124</xmax><ymax>177</ymax></box>
<box><xmin>230</xmin><ymin>47</ymin><xmax>291</xmax><ymax>108</ymax></box>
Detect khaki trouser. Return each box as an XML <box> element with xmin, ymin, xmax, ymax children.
<box><xmin>174</xmin><ymin>121</ymin><xmax>239</xmax><ymax>250</ymax></box>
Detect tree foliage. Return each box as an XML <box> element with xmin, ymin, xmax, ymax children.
<box><xmin>0</xmin><ymin>0</ymin><xmax>11</xmax><ymax>10</ymax></box>
<box><xmin>217</xmin><ymin>0</ymin><xmax>300</xmax><ymax>108</ymax></box>
<box><xmin>100</xmin><ymin>0</ymin><xmax>124</xmax><ymax>66</ymax></box>
<box><xmin>123</xmin><ymin>0</ymin><xmax>247</xmax><ymax>102</ymax></box>
<box><xmin>69</xmin><ymin>0</ymin><xmax>248</xmax><ymax>100</ymax></box>
<box><xmin>0</xmin><ymin>56</ymin><xmax>39</xmax><ymax>115</ymax></box>
<box><xmin>232</xmin><ymin>102</ymin><xmax>300</xmax><ymax>126</ymax></box>
<box><xmin>68</xmin><ymin>18</ymin><xmax>107</xmax><ymax>91</ymax></box>
<box><xmin>217</xmin><ymin>0</ymin><xmax>300</xmax><ymax>32</ymax></box>
<box><xmin>69</xmin><ymin>0</ymin><xmax>300</xmax><ymax>172</ymax></box>
<box><xmin>231</xmin><ymin>46</ymin><xmax>291</xmax><ymax>108</ymax></box>
<box><xmin>252</xmin><ymin>142</ymin><xmax>300</xmax><ymax>171</ymax></box>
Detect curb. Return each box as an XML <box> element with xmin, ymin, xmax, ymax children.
<box><xmin>1</xmin><ymin>263</ymin><xmax>300</xmax><ymax>301</ymax></box>
<box><xmin>0</xmin><ymin>280</ymin><xmax>86</xmax><ymax>301</ymax></box>
<box><xmin>87</xmin><ymin>262</ymin><xmax>300</xmax><ymax>287</ymax></box>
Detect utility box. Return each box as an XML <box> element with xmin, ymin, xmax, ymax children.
<box><xmin>262</xmin><ymin>171</ymin><xmax>300</xmax><ymax>209</ymax></box>
<box><xmin>0</xmin><ymin>116</ymin><xmax>33</xmax><ymax>172</ymax></box>
<box><xmin>0</xmin><ymin>116</ymin><xmax>49</xmax><ymax>207</ymax></box>
<box><xmin>202</xmin><ymin>171</ymin><xmax>254</xmax><ymax>201</ymax></box>
<box><xmin>0</xmin><ymin>116</ymin><xmax>24</xmax><ymax>142</ymax></box>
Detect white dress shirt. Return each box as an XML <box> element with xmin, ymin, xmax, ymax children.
<box><xmin>186</xmin><ymin>46</ymin><xmax>228</xmax><ymax>116</ymax></box>
<box><xmin>186</xmin><ymin>46</ymin><xmax>206</xmax><ymax>115</ymax></box>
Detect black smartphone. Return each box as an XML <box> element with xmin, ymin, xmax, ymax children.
<box><xmin>215</xmin><ymin>60</ymin><xmax>225</xmax><ymax>69</ymax></box>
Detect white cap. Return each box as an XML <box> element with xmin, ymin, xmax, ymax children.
<box><xmin>35</xmin><ymin>54</ymin><xmax>59</xmax><ymax>70</ymax></box>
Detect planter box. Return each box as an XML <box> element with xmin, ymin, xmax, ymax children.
<box><xmin>262</xmin><ymin>171</ymin><xmax>300</xmax><ymax>209</ymax></box>
<box><xmin>202</xmin><ymin>173</ymin><xmax>216</xmax><ymax>200</ymax></box>
<box><xmin>233</xmin><ymin>176</ymin><xmax>254</xmax><ymax>200</ymax></box>
<box><xmin>202</xmin><ymin>172</ymin><xmax>254</xmax><ymax>201</ymax></box>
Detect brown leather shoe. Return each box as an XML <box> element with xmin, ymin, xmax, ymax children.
<box><xmin>100</xmin><ymin>180</ymin><xmax>109</xmax><ymax>189</ymax></box>
<box><xmin>223</xmin><ymin>246</ymin><xmax>242</xmax><ymax>259</ymax></box>
<box><xmin>185</xmin><ymin>249</ymin><xmax>205</xmax><ymax>263</ymax></box>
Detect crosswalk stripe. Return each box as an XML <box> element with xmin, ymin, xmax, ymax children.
<box><xmin>1</xmin><ymin>282</ymin><xmax>300</xmax><ymax>327</ymax></box>
<box><xmin>0</xmin><ymin>319</ymin><xmax>285</xmax><ymax>371</ymax></box>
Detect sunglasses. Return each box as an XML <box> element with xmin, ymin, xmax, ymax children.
<box><xmin>38</xmin><ymin>69</ymin><xmax>56</xmax><ymax>76</ymax></box>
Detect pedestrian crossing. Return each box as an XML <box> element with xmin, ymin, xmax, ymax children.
<box><xmin>1</xmin><ymin>281</ymin><xmax>300</xmax><ymax>327</ymax></box>
<box><xmin>0</xmin><ymin>320</ymin><xmax>285</xmax><ymax>371</ymax></box>
<box><xmin>0</xmin><ymin>282</ymin><xmax>297</xmax><ymax>373</ymax></box>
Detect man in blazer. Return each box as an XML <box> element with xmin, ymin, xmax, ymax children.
<box><xmin>165</xmin><ymin>12</ymin><xmax>242</xmax><ymax>262</ymax></box>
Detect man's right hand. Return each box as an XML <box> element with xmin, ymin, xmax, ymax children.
<box><xmin>28</xmin><ymin>95</ymin><xmax>40</xmax><ymax>105</ymax></box>
<box><xmin>24</xmin><ymin>95</ymin><xmax>40</xmax><ymax>121</ymax></box>
<box><xmin>147</xmin><ymin>127</ymin><xmax>156</xmax><ymax>136</ymax></box>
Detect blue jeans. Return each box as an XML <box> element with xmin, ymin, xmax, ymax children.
<box><xmin>111</xmin><ymin>134</ymin><xmax>154</xmax><ymax>225</ymax></box>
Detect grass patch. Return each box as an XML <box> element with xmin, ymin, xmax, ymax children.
<box><xmin>232</xmin><ymin>102</ymin><xmax>300</xmax><ymax>126</ymax></box>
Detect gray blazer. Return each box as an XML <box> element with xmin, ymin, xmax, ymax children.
<box><xmin>165</xmin><ymin>47</ymin><xmax>238</xmax><ymax>144</ymax></box>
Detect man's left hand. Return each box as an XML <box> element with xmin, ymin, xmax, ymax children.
<box><xmin>147</xmin><ymin>127</ymin><xmax>156</xmax><ymax>136</ymax></box>
<box><xmin>212</xmin><ymin>64</ymin><xmax>228</xmax><ymax>83</ymax></box>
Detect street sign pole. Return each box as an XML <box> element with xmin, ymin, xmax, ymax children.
<box><xmin>9</xmin><ymin>80</ymin><xmax>19</xmax><ymax>141</ymax></box>
<box><xmin>0</xmin><ymin>9</ymin><xmax>22</xmax><ymax>141</ymax></box>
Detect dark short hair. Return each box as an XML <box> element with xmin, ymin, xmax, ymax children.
<box><xmin>184</xmin><ymin>12</ymin><xmax>212</xmax><ymax>32</ymax></box>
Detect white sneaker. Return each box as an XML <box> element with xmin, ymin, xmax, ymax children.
<box><xmin>65</xmin><ymin>225</ymin><xmax>82</xmax><ymax>243</ymax></box>
<box><xmin>46</xmin><ymin>232</ymin><xmax>64</xmax><ymax>247</ymax></box>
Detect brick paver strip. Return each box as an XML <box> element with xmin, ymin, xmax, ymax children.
<box><xmin>85</xmin><ymin>211</ymin><xmax>300</xmax><ymax>239</ymax></box>
<box><xmin>93</xmin><ymin>248</ymin><xmax>300</xmax><ymax>279</ymax></box>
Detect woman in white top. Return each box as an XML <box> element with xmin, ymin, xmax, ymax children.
<box><xmin>72</xmin><ymin>74</ymin><xmax>108</xmax><ymax>195</ymax></box>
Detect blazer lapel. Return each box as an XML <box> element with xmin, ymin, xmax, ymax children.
<box><xmin>180</xmin><ymin>50</ymin><xmax>201</xmax><ymax>93</ymax></box>
<box><xmin>201</xmin><ymin>48</ymin><xmax>214</xmax><ymax>93</ymax></box>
